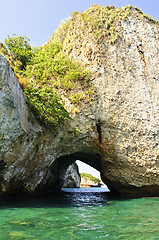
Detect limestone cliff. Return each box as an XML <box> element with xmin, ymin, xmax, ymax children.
<box><xmin>0</xmin><ymin>5</ymin><xmax>159</xmax><ymax>197</ymax></box>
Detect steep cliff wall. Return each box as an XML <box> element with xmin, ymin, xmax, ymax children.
<box><xmin>0</xmin><ymin>54</ymin><xmax>99</xmax><ymax>196</ymax></box>
<box><xmin>0</xmin><ymin>5</ymin><xmax>159</xmax><ymax>197</ymax></box>
<box><xmin>52</xmin><ymin>5</ymin><xmax>159</xmax><ymax>197</ymax></box>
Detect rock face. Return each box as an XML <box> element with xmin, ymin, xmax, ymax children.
<box><xmin>62</xmin><ymin>163</ymin><xmax>81</xmax><ymax>188</ymax></box>
<box><xmin>1</xmin><ymin>6</ymin><xmax>159</xmax><ymax>197</ymax></box>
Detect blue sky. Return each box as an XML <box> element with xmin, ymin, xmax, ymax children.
<box><xmin>1</xmin><ymin>0</ymin><xmax>159</xmax><ymax>47</ymax></box>
<box><xmin>76</xmin><ymin>161</ymin><xmax>101</xmax><ymax>179</ymax></box>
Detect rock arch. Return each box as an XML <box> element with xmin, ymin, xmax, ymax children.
<box><xmin>1</xmin><ymin>8</ymin><xmax>159</xmax><ymax>198</ymax></box>
<box><xmin>56</xmin><ymin>152</ymin><xmax>102</xmax><ymax>188</ymax></box>
<box><xmin>32</xmin><ymin>151</ymin><xmax>102</xmax><ymax>194</ymax></box>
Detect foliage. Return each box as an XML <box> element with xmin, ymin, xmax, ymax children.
<box><xmin>80</xmin><ymin>173</ymin><xmax>100</xmax><ymax>184</ymax></box>
<box><xmin>133</xmin><ymin>7</ymin><xmax>159</xmax><ymax>24</ymax></box>
<box><xmin>68</xmin><ymin>128</ymin><xmax>82</xmax><ymax>135</ymax></box>
<box><xmin>2</xmin><ymin>34</ymin><xmax>91</xmax><ymax>127</ymax></box>
<box><xmin>4</xmin><ymin>34</ymin><xmax>33</xmax><ymax>71</ymax></box>
<box><xmin>24</xmin><ymin>42</ymin><xmax>90</xmax><ymax>87</ymax></box>
<box><xmin>24</xmin><ymin>85</ymin><xmax>70</xmax><ymax>126</ymax></box>
<box><xmin>0</xmin><ymin>42</ymin><xmax>16</xmax><ymax>68</ymax></box>
<box><xmin>0</xmin><ymin>43</ymin><xmax>8</xmax><ymax>55</ymax></box>
<box><xmin>22</xmin><ymin>41</ymin><xmax>91</xmax><ymax>127</ymax></box>
<box><xmin>1</xmin><ymin>5</ymin><xmax>159</xmax><ymax>129</ymax></box>
<box><xmin>69</xmin><ymin>92</ymin><xmax>86</xmax><ymax>103</ymax></box>
<box><xmin>51</xmin><ymin>17</ymin><xmax>71</xmax><ymax>43</ymax></box>
<box><xmin>134</xmin><ymin>7</ymin><xmax>143</xmax><ymax>14</ymax></box>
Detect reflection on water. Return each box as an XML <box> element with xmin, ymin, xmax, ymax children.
<box><xmin>62</xmin><ymin>187</ymin><xmax>110</xmax><ymax>206</ymax></box>
<box><xmin>0</xmin><ymin>188</ymin><xmax>158</xmax><ymax>240</ymax></box>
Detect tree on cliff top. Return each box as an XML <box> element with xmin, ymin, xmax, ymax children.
<box><xmin>4</xmin><ymin>34</ymin><xmax>33</xmax><ymax>71</ymax></box>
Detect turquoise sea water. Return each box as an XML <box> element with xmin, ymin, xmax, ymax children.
<box><xmin>0</xmin><ymin>188</ymin><xmax>159</xmax><ymax>240</ymax></box>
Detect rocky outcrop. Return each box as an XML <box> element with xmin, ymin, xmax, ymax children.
<box><xmin>62</xmin><ymin>163</ymin><xmax>80</xmax><ymax>188</ymax></box>
<box><xmin>1</xmin><ymin>6</ymin><xmax>159</xmax><ymax>197</ymax></box>
<box><xmin>80</xmin><ymin>174</ymin><xmax>101</xmax><ymax>188</ymax></box>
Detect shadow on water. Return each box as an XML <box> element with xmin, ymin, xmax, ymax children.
<box><xmin>0</xmin><ymin>188</ymin><xmax>116</xmax><ymax>209</ymax></box>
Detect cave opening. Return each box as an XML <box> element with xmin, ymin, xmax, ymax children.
<box><xmin>35</xmin><ymin>152</ymin><xmax>112</xmax><ymax>206</ymax></box>
<box><xmin>75</xmin><ymin>160</ymin><xmax>108</xmax><ymax>189</ymax></box>
<box><xmin>55</xmin><ymin>152</ymin><xmax>109</xmax><ymax>192</ymax></box>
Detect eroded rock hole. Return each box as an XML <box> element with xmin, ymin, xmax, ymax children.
<box><xmin>76</xmin><ymin>160</ymin><xmax>105</xmax><ymax>188</ymax></box>
<box><xmin>55</xmin><ymin>152</ymin><xmax>103</xmax><ymax>189</ymax></box>
<box><xmin>61</xmin><ymin>160</ymin><xmax>107</xmax><ymax>188</ymax></box>
<box><xmin>38</xmin><ymin>152</ymin><xmax>111</xmax><ymax>195</ymax></box>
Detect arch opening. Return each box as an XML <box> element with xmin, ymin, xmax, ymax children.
<box><xmin>76</xmin><ymin>160</ymin><xmax>108</xmax><ymax>189</ymax></box>
<box><xmin>53</xmin><ymin>152</ymin><xmax>109</xmax><ymax>191</ymax></box>
<box><xmin>76</xmin><ymin>160</ymin><xmax>101</xmax><ymax>180</ymax></box>
<box><xmin>56</xmin><ymin>152</ymin><xmax>101</xmax><ymax>189</ymax></box>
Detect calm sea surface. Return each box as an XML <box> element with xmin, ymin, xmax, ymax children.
<box><xmin>0</xmin><ymin>188</ymin><xmax>159</xmax><ymax>240</ymax></box>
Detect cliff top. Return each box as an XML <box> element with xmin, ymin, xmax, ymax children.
<box><xmin>1</xmin><ymin>4</ymin><xmax>159</xmax><ymax>128</ymax></box>
<box><xmin>49</xmin><ymin>5</ymin><xmax>159</xmax><ymax>49</ymax></box>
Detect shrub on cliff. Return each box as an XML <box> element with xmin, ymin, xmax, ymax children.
<box><xmin>2</xmin><ymin>33</ymin><xmax>91</xmax><ymax>127</ymax></box>
<box><xmin>24</xmin><ymin>85</ymin><xmax>70</xmax><ymax>126</ymax></box>
<box><xmin>24</xmin><ymin>42</ymin><xmax>90</xmax><ymax>88</ymax></box>
<box><xmin>21</xmin><ymin>41</ymin><xmax>91</xmax><ymax>126</ymax></box>
<box><xmin>4</xmin><ymin>34</ymin><xmax>33</xmax><ymax>71</ymax></box>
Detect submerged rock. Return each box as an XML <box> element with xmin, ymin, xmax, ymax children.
<box><xmin>0</xmin><ymin>6</ymin><xmax>159</xmax><ymax>197</ymax></box>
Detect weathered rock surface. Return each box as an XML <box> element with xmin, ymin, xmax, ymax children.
<box><xmin>62</xmin><ymin>163</ymin><xmax>80</xmax><ymax>188</ymax></box>
<box><xmin>1</xmin><ymin>6</ymin><xmax>159</xmax><ymax>197</ymax></box>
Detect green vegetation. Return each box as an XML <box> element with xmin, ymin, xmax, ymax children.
<box><xmin>68</xmin><ymin>128</ymin><xmax>82</xmax><ymax>135</ymax></box>
<box><xmin>1</xmin><ymin>5</ymin><xmax>158</xmax><ymax>128</ymax></box>
<box><xmin>1</xmin><ymin>35</ymin><xmax>91</xmax><ymax>127</ymax></box>
<box><xmin>4</xmin><ymin>34</ymin><xmax>33</xmax><ymax>71</ymax></box>
<box><xmin>143</xmin><ymin>14</ymin><xmax>159</xmax><ymax>24</ymax></box>
<box><xmin>81</xmin><ymin>4</ymin><xmax>132</xmax><ymax>44</ymax></box>
<box><xmin>24</xmin><ymin>42</ymin><xmax>90</xmax><ymax>89</ymax></box>
<box><xmin>51</xmin><ymin>5</ymin><xmax>133</xmax><ymax>47</ymax></box>
<box><xmin>80</xmin><ymin>173</ymin><xmax>100</xmax><ymax>184</ymax></box>
<box><xmin>24</xmin><ymin>85</ymin><xmax>70</xmax><ymax>126</ymax></box>
<box><xmin>0</xmin><ymin>42</ymin><xmax>16</xmax><ymax>69</ymax></box>
<box><xmin>51</xmin><ymin>4</ymin><xmax>133</xmax><ymax>50</ymax></box>
<box><xmin>23</xmin><ymin>42</ymin><xmax>91</xmax><ymax>126</ymax></box>
<box><xmin>0</xmin><ymin>43</ymin><xmax>7</xmax><ymax>55</ymax></box>
<box><xmin>134</xmin><ymin>7</ymin><xmax>159</xmax><ymax>24</ymax></box>
<box><xmin>134</xmin><ymin>7</ymin><xmax>143</xmax><ymax>14</ymax></box>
